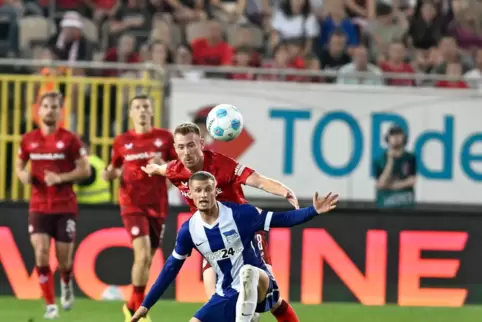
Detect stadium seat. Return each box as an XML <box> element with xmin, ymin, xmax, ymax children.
<box><xmin>185</xmin><ymin>21</ymin><xmax>209</xmax><ymax>43</ymax></box>
<box><xmin>81</xmin><ymin>17</ymin><xmax>99</xmax><ymax>44</ymax></box>
<box><xmin>19</xmin><ymin>16</ymin><xmax>55</xmax><ymax>52</ymax></box>
<box><xmin>227</xmin><ymin>24</ymin><xmax>263</xmax><ymax>49</ymax></box>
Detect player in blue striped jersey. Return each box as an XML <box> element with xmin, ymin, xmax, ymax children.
<box><xmin>131</xmin><ymin>171</ymin><xmax>339</xmax><ymax>322</ymax></box>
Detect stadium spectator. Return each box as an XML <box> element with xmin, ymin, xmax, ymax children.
<box><xmin>318</xmin><ymin>29</ymin><xmax>352</xmax><ymax>82</ymax></box>
<box><xmin>260</xmin><ymin>42</ymin><xmax>305</xmax><ymax>81</ymax></box>
<box><xmin>158</xmin><ymin>0</ymin><xmax>206</xmax><ymax>24</ymax></box>
<box><xmin>304</xmin><ymin>52</ymin><xmax>324</xmax><ymax>82</ymax></box>
<box><xmin>344</xmin><ymin>0</ymin><xmax>375</xmax><ymax>19</ymax></box>
<box><xmin>0</xmin><ymin>2</ymin><xmax>20</xmax><ymax>55</ymax></box>
<box><xmin>230</xmin><ymin>46</ymin><xmax>256</xmax><ymax>80</ymax></box>
<box><xmin>465</xmin><ymin>48</ymin><xmax>482</xmax><ymax>89</ymax></box>
<box><xmin>191</xmin><ymin>20</ymin><xmax>233</xmax><ymax>66</ymax></box>
<box><xmin>110</xmin><ymin>0</ymin><xmax>152</xmax><ymax>43</ymax></box>
<box><xmin>150</xmin><ymin>18</ymin><xmax>173</xmax><ymax>49</ymax></box>
<box><xmin>365</xmin><ymin>2</ymin><xmax>408</xmax><ymax>61</ymax></box>
<box><xmin>431</xmin><ymin>36</ymin><xmax>473</xmax><ymax>74</ymax></box>
<box><xmin>210</xmin><ymin>0</ymin><xmax>247</xmax><ymax>23</ymax></box>
<box><xmin>435</xmin><ymin>61</ymin><xmax>469</xmax><ymax>88</ymax></box>
<box><xmin>232</xmin><ymin>24</ymin><xmax>261</xmax><ymax>66</ymax></box>
<box><xmin>48</xmin><ymin>11</ymin><xmax>94</xmax><ymax>65</ymax></box>
<box><xmin>448</xmin><ymin>6</ymin><xmax>482</xmax><ymax>51</ymax></box>
<box><xmin>379</xmin><ymin>41</ymin><xmax>415</xmax><ymax>86</ymax></box>
<box><xmin>270</xmin><ymin>0</ymin><xmax>319</xmax><ymax>54</ymax></box>
<box><xmin>373</xmin><ymin>125</ymin><xmax>417</xmax><ymax>208</ymax></box>
<box><xmin>150</xmin><ymin>40</ymin><xmax>171</xmax><ymax>66</ymax></box>
<box><xmin>407</xmin><ymin>0</ymin><xmax>444</xmax><ymax>50</ymax></box>
<box><xmin>85</xmin><ymin>0</ymin><xmax>120</xmax><ymax>23</ymax></box>
<box><xmin>102</xmin><ymin>33</ymin><xmax>141</xmax><ymax>77</ymax></box>
<box><xmin>173</xmin><ymin>43</ymin><xmax>205</xmax><ymax>79</ymax></box>
<box><xmin>317</xmin><ymin>1</ymin><xmax>359</xmax><ymax>51</ymax></box>
<box><xmin>336</xmin><ymin>46</ymin><xmax>384</xmax><ymax>85</ymax></box>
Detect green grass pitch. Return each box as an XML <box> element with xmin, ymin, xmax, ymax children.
<box><xmin>1</xmin><ymin>297</ymin><xmax>481</xmax><ymax>322</ymax></box>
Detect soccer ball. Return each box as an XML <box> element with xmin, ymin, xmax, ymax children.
<box><xmin>206</xmin><ymin>104</ymin><xmax>244</xmax><ymax>142</ymax></box>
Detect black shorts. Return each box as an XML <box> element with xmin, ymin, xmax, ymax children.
<box><xmin>29</xmin><ymin>213</ymin><xmax>77</xmax><ymax>243</ymax></box>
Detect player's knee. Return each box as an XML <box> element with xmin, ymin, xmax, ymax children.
<box><xmin>240</xmin><ymin>265</ymin><xmax>256</xmax><ymax>281</ymax></box>
<box><xmin>133</xmin><ymin>249</ymin><xmax>151</xmax><ymax>268</ymax></box>
<box><xmin>33</xmin><ymin>245</ymin><xmax>49</xmax><ymax>264</ymax></box>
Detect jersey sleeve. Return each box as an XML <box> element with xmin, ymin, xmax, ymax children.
<box><xmin>218</xmin><ymin>153</ymin><xmax>254</xmax><ymax>185</ymax></box>
<box><xmin>18</xmin><ymin>135</ymin><xmax>30</xmax><ymax>162</ymax></box>
<box><xmin>165</xmin><ymin>160</ymin><xmax>178</xmax><ymax>179</ymax></box>
<box><xmin>110</xmin><ymin>136</ymin><xmax>124</xmax><ymax>168</ymax></box>
<box><xmin>69</xmin><ymin>134</ymin><xmax>87</xmax><ymax>161</ymax></box>
<box><xmin>172</xmin><ymin>221</ymin><xmax>194</xmax><ymax>260</ymax></box>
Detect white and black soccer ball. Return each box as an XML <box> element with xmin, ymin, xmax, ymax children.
<box><xmin>206</xmin><ymin>104</ymin><xmax>244</xmax><ymax>142</ymax></box>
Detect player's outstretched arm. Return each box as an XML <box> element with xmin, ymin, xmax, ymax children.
<box><xmin>131</xmin><ymin>254</ymin><xmax>185</xmax><ymax>321</ymax></box>
<box><xmin>141</xmin><ymin>163</ymin><xmax>168</xmax><ymax>177</ymax></box>
<box><xmin>245</xmin><ymin>172</ymin><xmax>299</xmax><ymax>209</ymax></box>
<box><xmin>251</xmin><ymin>192</ymin><xmax>339</xmax><ymax>231</ymax></box>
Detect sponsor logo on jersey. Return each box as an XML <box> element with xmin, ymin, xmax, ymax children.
<box><xmin>125</xmin><ymin>143</ymin><xmax>133</xmax><ymax>150</ymax></box>
<box><xmin>30</xmin><ymin>153</ymin><xmax>66</xmax><ymax>160</ymax></box>
<box><xmin>223</xmin><ymin>229</ymin><xmax>239</xmax><ymax>244</ymax></box>
<box><xmin>124</xmin><ymin>151</ymin><xmax>162</xmax><ymax>161</ymax></box>
<box><xmin>205</xmin><ymin>246</ymin><xmax>243</xmax><ymax>262</ymax></box>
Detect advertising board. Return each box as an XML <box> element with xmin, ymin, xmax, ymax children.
<box><xmin>1</xmin><ymin>204</ymin><xmax>480</xmax><ymax>307</ymax></box>
<box><xmin>170</xmin><ymin>79</ymin><xmax>482</xmax><ymax>203</ymax></box>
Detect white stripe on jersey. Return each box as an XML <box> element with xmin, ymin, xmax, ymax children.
<box><xmin>264</xmin><ymin>211</ymin><xmax>273</xmax><ymax>231</ymax></box>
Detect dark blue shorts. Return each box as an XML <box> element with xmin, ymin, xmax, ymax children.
<box><xmin>194</xmin><ymin>273</ymin><xmax>280</xmax><ymax>321</ymax></box>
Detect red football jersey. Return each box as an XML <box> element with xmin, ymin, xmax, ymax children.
<box><xmin>111</xmin><ymin>128</ymin><xmax>177</xmax><ymax>217</ymax></box>
<box><xmin>166</xmin><ymin>150</ymin><xmax>255</xmax><ymax>212</ymax></box>
<box><xmin>18</xmin><ymin>128</ymin><xmax>87</xmax><ymax>215</ymax></box>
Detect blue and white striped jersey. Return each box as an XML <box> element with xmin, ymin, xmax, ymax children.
<box><xmin>172</xmin><ymin>202</ymin><xmax>273</xmax><ymax>297</ymax></box>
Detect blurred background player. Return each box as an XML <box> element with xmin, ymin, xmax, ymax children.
<box><xmin>102</xmin><ymin>94</ymin><xmax>178</xmax><ymax>322</ymax></box>
<box><xmin>373</xmin><ymin>125</ymin><xmax>417</xmax><ymax>208</ymax></box>
<box><xmin>131</xmin><ymin>171</ymin><xmax>338</xmax><ymax>322</ymax></box>
<box><xmin>15</xmin><ymin>91</ymin><xmax>91</xmax><ymax>319</ymax></box>
<box><xmin>142</xmin><ymin>122</ymin><xmax>300</xmax><ymax>322</ymax></box>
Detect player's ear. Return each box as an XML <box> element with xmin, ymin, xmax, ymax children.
<box><xmin>200</xmin><ymin>138</ymin><xmax>205</xmax><ymax>149</ymax></box>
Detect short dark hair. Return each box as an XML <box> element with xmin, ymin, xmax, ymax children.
<box><xmin>39</xmin><ymin>91</ymin><xmax>63</xmax><ymax>106</ymax></box>
<box><xmin>129</xmin><ymin>94</ymin><xmax>151</xmax><ymax>107</ymax></box>
<box><xmin>189</xmin><ymin>171</ymin><xmax>216</xmax><ymax>186</ymax></box>
<box><xmin>174</xmin><ymin>122</ymin><xmax>201</xmax><ymax>136</ymax></box>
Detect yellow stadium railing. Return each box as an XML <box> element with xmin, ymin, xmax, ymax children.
<box><xmin>0</xmin><ymin>60</ymin><xmax>165</xmax><ymax>204</ymax></box>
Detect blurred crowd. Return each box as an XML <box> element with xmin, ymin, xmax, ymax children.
<box><xmin>0</xmin><ymin>0</ymin><xmax>482</xmax><ymax>87</ymax></box>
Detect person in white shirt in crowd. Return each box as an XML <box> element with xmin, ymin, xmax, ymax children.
<box><xmin>337</xmin><ymin>46</ymin><xmax>384</xmax><ymax>85</ymax></box>
<box><xmin>270</xmin><ymin>0</ymin><xmax>319</xmax><ymax>54</ymax></box>
<box><xmin>464</xmin><ymin>48</ymin><xmax>482</xmax><ymax>89</ymax></box>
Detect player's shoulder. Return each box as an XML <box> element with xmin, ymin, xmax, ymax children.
<box><xmin>112</xmin><ymin>131</ymin><xmax>131</xmax><ymax>145</ymax></box>
<box><xmin>22</xmin><ymin>129</ymin><xmax>41</xmax><ymax>141</ymax></box>
<box><xmin>58</xmin><ymin>128</ymin><xmax>81</xmax><ymax>141</ymax></box>
<box><xmin>221</xmin><ymin>202</ymin><xmax>257</xmax><ymax>214</ymax></box>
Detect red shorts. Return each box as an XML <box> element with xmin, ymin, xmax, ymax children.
<box><xmin>202</xmin><ymin>231</ymin><xmax>271</xmax><ymax>272</ymax></box>
<box><xmin>122</xmin><ymin>214</ymin><xmax>165</xmax><ymax>248</ymax></box>
<box><xmin>28</xmin><ymin>213</ymin><xmax>77</xmax><ymax>243</ymax></box>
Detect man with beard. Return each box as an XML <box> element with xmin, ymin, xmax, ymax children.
<box><xmin>373</xmin><ymin>125</ymin><xmax>417</xmax><ymax>208</ymax></box>
<box><xmin>16</xmin><ymin>91</ymin><xmax>91</xmax><ymax>319</ymax></box>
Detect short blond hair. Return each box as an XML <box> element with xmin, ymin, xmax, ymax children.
<box><xmin>174</xmin><ymin>122</ymin><xmax>201</xmax><ymax>136</ymax></box>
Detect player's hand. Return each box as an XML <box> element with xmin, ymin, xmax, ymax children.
<box><xmin>131</xmin><ymin>306</ymin><xmax>149</xmax><ymax>322</ymax></box>
<box><xmin>313</xmin><ymin>192</ymin><xmax>339</xmax><ymax>214</ymax></box>
<box><xmin>44</xmin><ymin>171</ymin><xmax>62</xmax><ymax>186</ymax></box>
<box><xmin>141</xmin><ymin>163</ymin><xmax>162</xmax><ymax>176</ymax></box>
<box><xmin>18</xmin><ymin>170</ymin><xmax>32</xmax><ymax>185</ymax></box>
<box><xmin>285</xmin><ymin>189</ymin><xmax>299</xmax><ymax>209</ymax></box>
<box><xmin>148</xmin><ymin>155</ymin><xmax>166</xmax><ymax>165</ymax></box>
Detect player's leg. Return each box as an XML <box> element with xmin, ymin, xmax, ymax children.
<box><xmin>54</xmin><ymin>214</ymin><xmax>76</xmax><ymax>311</ymax></box>
<box><xmin>29</xmin><ymin>213</ymin><xmax>58</xmax><ymax>319</ymax></box>
<box><xmin>235</xmin><ymin>265</ymin><xmax>261</xmax><ymax>322</ymax></box>
<box><xmin>255</xmin><ymin>232</ymin><xmax>299</xmax><ymax>322</ymax></box>
<box><xmin>123</xmin><ymin>215</ymin><xmax>152</xmax><ymax>319</ymax></box>
<box><xmin>202</xmin><ymin>262</ymin><xmax>217</xmax><ymax>298</ymax></box>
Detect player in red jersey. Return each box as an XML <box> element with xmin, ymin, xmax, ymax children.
<box><xmin>142</xmin><ymin>122</ymin><xmax>301</xmax><ymax>322</ymax></box>
<box><xmin>15</xmin><ymin>91</ymin><xmax>91</xmax><ymax>319</ymax></box>
<box><xmin>102</xmin><ymin>94</ymin><xmax>177</xmax><ymax>322</ymax></box>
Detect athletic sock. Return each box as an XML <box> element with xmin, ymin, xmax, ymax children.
<box><xmin>236</xmin><ymin>265</ymin><xmax>259</xmax><ymax>322</ymax></box>
<box><xmin>60</xmin><ymin>269</ymin><xmax>72</xmax><ymax>284</ymax></box>
<box><xmin>127</xmin><ymin>285</ymin><xmax>146</xmax><ymax>312</ymax></box>
<box><xmin>272</xmin><ymin>300</ymin><xmax>300</xmax><ymax>322</ymax></box>
<box><xmin>36</xmin><ymin>266</ymin><xmax>55</xmax><ymax>305</ymax></box>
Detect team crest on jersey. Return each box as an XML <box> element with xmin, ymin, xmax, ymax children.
<box><xmin>154</xmin><ymin>139</ymin><xmax>163</xmax><ymax>147</ymax></box>
<box><xmin>223</xmin><ymin>229</ymin><xmax>239</xmax><ymax>244</ymax></box>
<box><xmin>125</xmin><ymin>143</ymin><xmax>133</xmax><ymax>150</ymax></box>
<box><xmin>56</xmin><ymin>141</ymin><xmax>64</xmax><ymax>149</ymax></box>
<box><xmin>30</xmin><ymin>142</ymin><xmax>39</xmax><ymax>149</ymax></box>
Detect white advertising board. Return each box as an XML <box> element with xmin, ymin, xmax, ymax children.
<box><xmin>170</xmin><ymin>78</ymin><xmax>482</xmax><ymax>204</ymax></box>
